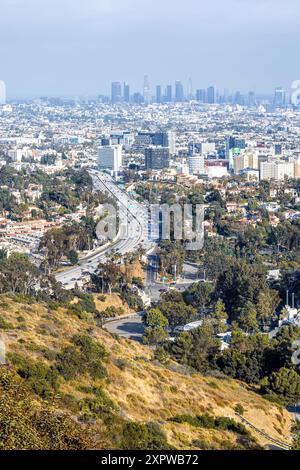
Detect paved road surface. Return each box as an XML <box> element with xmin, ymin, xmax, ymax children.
<box><xmin>287</xmin><ymin>404</ymin><xmax>300</xmax><ymax>421</ymax></box>
<box><xmin>56</xmin><ymin>170</ymin><xmax>152</xmax><ymax>288</ymax></box>
<box><xmin>104</xmin><ymin>313</ymin><xmax>144</xmax><ymax>341</ymax></box>
<box><xmin>146</xmin><ymin>255</ymin><xmax>200</xmax><ymax>302</ymax></box>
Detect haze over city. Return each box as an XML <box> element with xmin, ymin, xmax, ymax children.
<box><xmin>1</xmin><ymin>0</ymin><xmax>300</xmax><ymax>98</ymax></box>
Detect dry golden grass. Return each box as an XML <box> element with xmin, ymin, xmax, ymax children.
<box><xmin>93</xmin><ymin>293</ymin><xmax>131</xmax><ymax>315</ymax></box>
<box><xmin>120</xmin><ymin>261</ymin><xmax>146</xmax><ymax>283</ymax></box>
<box><xmin>0</xmin><ymin>295</ymin><xmax>293</xmax><ymax>449</ymax></box>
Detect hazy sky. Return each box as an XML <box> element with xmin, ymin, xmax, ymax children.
<box><xmin>1</xmin><ymin>0</ymin><xmax>300</xmax><ymax>97</ymax></box>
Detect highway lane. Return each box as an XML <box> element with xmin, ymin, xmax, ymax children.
<box><xmin>55</xmin><ymin>170</ymin><xmax>152</xmax><ymax>288</ymax></box>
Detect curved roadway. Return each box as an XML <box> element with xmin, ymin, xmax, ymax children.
<box><xmin>55</xmin><ymin>170</ymin><xmax>151</xmax><ymax>288</ymax></box>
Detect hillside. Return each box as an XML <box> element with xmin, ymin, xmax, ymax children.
<box><xmin>0</xmin><ymin>295</ymin><xmax>293</xmax><ymax>450</ymax></box>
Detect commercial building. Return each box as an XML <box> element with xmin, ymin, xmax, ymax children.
<box><xmin>98</xmin><ymin>145</ymin><xmax>123</xmax><ymax>172</ymax></box>
<box><xmin>274</xmin><ymin>87</ymin><xmax>286</xmax><ymax>107</ymax></box>
<box><xmin>196</xmin><ymin>89</ymin><xmax>206</xmax><ymax>103</ymax></box>
<box><xmin>188</xmin><ymin>154</ymin><xmax>205</xmax><ymax>175</ymax></box>
<box><xmin>207</xmin><ymin>86</ymin><xmax>216</xmax><ymax>104</ymax></box>
<box><xmin>145</xmin><ymin>146</ymin><xmax>170</xmax><ymax>170</ymax></box>
<box><xmin>205</xmin><ymin>160</ymin><xmax>229</xmax><ymax>179</ymax></box>
<box><xmin>143</xmin><ymin>75</ymin><xmax>151</xmax><ymax>104</ymax></box>
<box><xmin>175</xmin><ymin>81</ymin><xmax>184</xmax><ymax>102</ymax></box>
<box><xmin>188</xmin><ymin>142</ymin><xmax>215</xmax><ymax>155</ymax></box>
<box><xmin>156</xmin><ymin>85</ymin><xmax>162</xmax><ymax>103</ymax></box>
<box><xmin>260</xmin><ymin>161</ymin><xmax>294</xmax><ymax>181</ymax></box>
<box><xmin>123</xmin><ymin>83</ymin><xmax>130</xmax><ymax>103</ymax></box>
<box><xmin>234</xmin><ymin>152</ymin><xmax>259</xmax><ymax>174</ymax></box>
<box><xmin>111</xmin><ymin>82</ymin><xmax>122</xmax><ymax>104</ymax></box>
<box><xmin>165</xmin><ymin>85</ymin><xmax>172</xmax><ymax>102</ymax></box>
<box><xmin>135</xmin><ymin>131</ymin><xmax>176</xmax><ymax>154</ymax></box>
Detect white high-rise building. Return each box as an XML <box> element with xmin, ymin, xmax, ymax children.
<box><xmin>166</xmin><ymin>131</ymin><xmax>176</xmax><ymax>155</ymax></box>
<box><xmin>260</xmin><ymin>161</ymin><xmax>294</xmax><ymax>181</ymax></box>
<box><xmin>188</xmin><ymin>154</ymin><xmax>205</xmax><ymax>175</ymax></box>
<box><xmin>0</xmin><ymin>81</ymin><xmax>6</xmax><ymax>105</ymax></box>
<box><xmin>98</xmin><ymin>145</ymin><xmax>123</xmax><ymax>172</ymax></box>
<box><xmin>143</xmin><ymin>75</ymin><xmax>151</xmax><ymax>104</ymax></box>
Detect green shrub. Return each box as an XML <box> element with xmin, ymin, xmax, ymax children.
<box><xmin>215</xmin><ymin>416</ymin><xmax>248</xmax><ymax>435</ymax></box>
<box><xmin>234</xmin><ymin>404</ymin><xmax>245</xmax><ymax>415</ymax></box>
<box><xmin>260</xmin><ymin>368</ymin><xmax>300</xmax><ymax>406</ymax></box>
<box><xmin>0</xmin><ymin>316</ymin><xmax>14</xmax><ymax>330</ymax></box>
<box><xmin>114</xmin><ymin>358</ymin><xmax>130</xmax><ymax>370</ymax></box>
<box><xmin>121</xmin><ymin>422</ymin><xmax>169</xmax><ymax>450</ymax></box>
<box><xmin>100</xmin><ymin>306</ymin><xmax>125</xmax><ymax>318</ymax></box>
<box><xmin>79</xmin><ymin>387</ymin><xmax>116</xmax><ymax>420</ymax></box>
<box><xmin>7</xmin><ymin>352</ymin><xmax>59</xmax><ymax>398</ymax></box>
<box><xmin>55</xmin><ymin>335</ymin><xmax>108</xmax><ymax>381</ymax></box>
<box><xmin>132</xmin><ymin>277</ymin><xmax>144</xmax><ymax>289</ymax></box>
<box><xmin>170</xmin><ymin>413</ymin><xmax>248</xmax><ymax>435</ymax></box>
<box><xmin>191</xmin><ymin>439</ymin><xmax>216</xmax><ymax>450</ymax></box>
<box><xmin>55</xmin><ymin>346</ymin><xmax>86</xmax><ymax>380</ymax></box>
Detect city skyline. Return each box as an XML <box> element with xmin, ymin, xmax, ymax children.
<box><xmin>0</xmin><ymin>77</ymin><xmax>294</xmax><ymax>102</ymax></box>
<box><xmin>1</xmin><ymin>0</ymin><xmax>300</xmax><ymax>97</ymax></box>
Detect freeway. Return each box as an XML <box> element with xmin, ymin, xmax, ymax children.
<box><xmin>55</xmin><ymin>170</ymin><xmax>152</xmax><ymax>288</ymax></box>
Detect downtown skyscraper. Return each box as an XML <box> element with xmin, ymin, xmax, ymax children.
<box><xmin>111</xmin><ymin>82</ymin><xmax>122</xmax><ymax>104</ymax></box>
<box><xmin>143</xmin><ymin>75</ymin><xmax>151</xmax><ymax>104</ymax></box>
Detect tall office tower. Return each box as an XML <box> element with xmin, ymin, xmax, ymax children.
<box><xmin>166</xmin><ymin>85</ymin><xmax>172</xmax><ymax>102</ymax></box>
<box><xmin>145</xmin><ymin>146</ymin><xmax>170</xmax><ymax>170</ymax></box>
<box><xmin>143</xmin><ymin>75</ymin><xmax>151</xmax><ymax>104</ymax></box>
<box><xmin>196</xmin><ymin>89</ymin><xmax>206</xmax><ymax>103</ymax></box>
<box><xmin>226</xmin><ymin>136</ymin><xmax>246</xmax><ymax>153</ymax></box>
<box><xmin>175</xmin><ymin>81</ymin><xmax>184</xmax><ymax>102</ymax></box>
<box><xmin>187</xmin><ymin>77</ymin><xmax>193</xmax><ymax>100</ymax></box>
<box><xmin>133</xmin><ymin>92</ymin><xmax>144</xmax><ymax>104</ymax></box>
<box><xmin>274</xmin><ymin>87</ymin><xmax>286</xmax><ymax>107</ymax></box>
<box><xmin>248</xmin><ymin>91</ymin><xmax>255</xmax><ymax>107</ymax></box>
<box><xmin>0</xmin><ymin>81</ymin><xmax>6</xmax><ymax>104</ymax></box>
<box><xmin>111</xmin><ymin>82</ymin><xmax>122</xmax><ymax>104</ymax></box>
<box><xmin>156</xmin><ymin>85</ymin><xmax>162</xmax><ymax>103</ymax></box>
<box><xmin>97</xmin><ymin>145</ymin><xmax>123</xmax><ymax>172</ymax></box>
<box><xmin>135</xmin><ymin>131</ymin><xmax>176</xmax><ymax>154</ymax></box>
<box><xmin>123</xmin><ymin>82</ymin><xmax>130</xmax><ymax>103</ymax></box>
<box><xmin>164</xmin><ymin>131</ymin><xmax>176</xmax><ymax>155</ymax></box>
<box><xmin>275</xmin><ymin>144</ymin><xmax>282</xmax><ymax>155</ymax></box>
<box><xmin>223</xmin><ymin>88</ymin><xmax>229</xmax><ymax>103</ymax></box>
<box><xmin>234</xmin><ymin>91</ymin><xmax>243</xmax><ymax>105</ymax></box>
<box><xmin>188</xmin><ymin>154</ymin><xmax>205</xmax><ymax>175</ymax></box>
<box><xmin>207</xmin><ymin>86</ymin><xmax>216</xmax><ymax>104</ymax></box>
